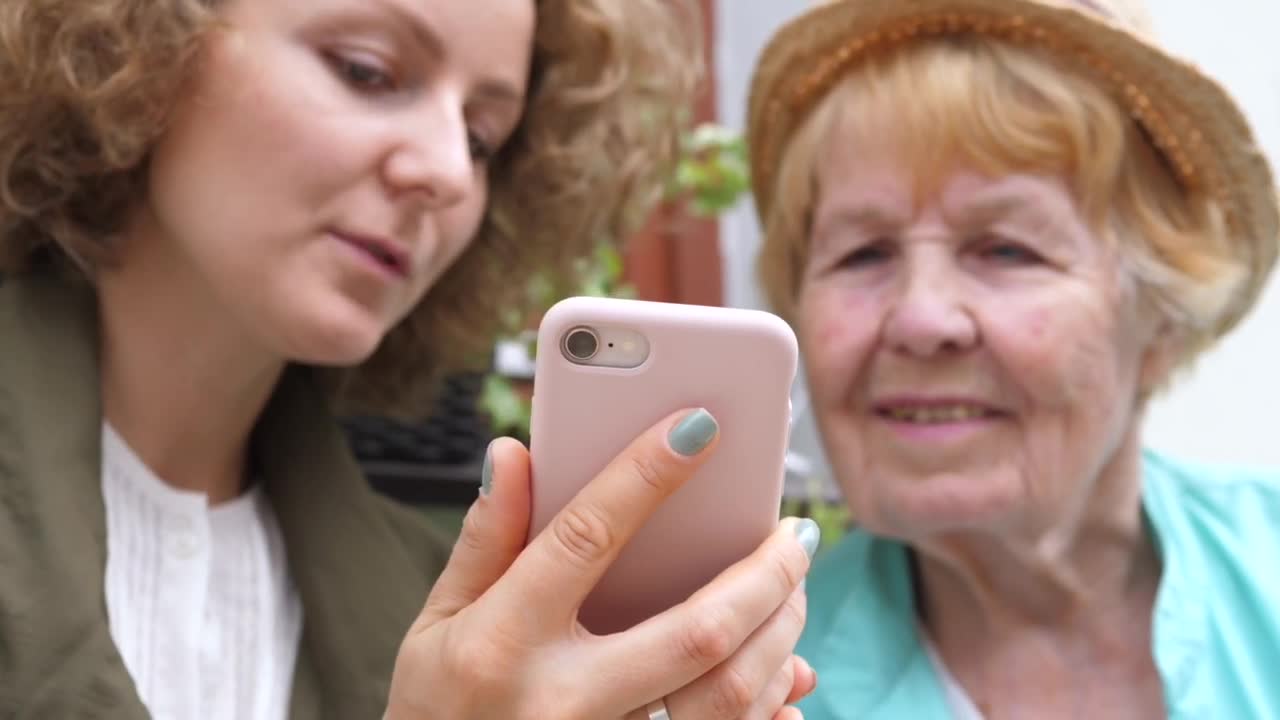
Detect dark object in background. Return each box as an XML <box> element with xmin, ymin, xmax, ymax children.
<box><xmin>341</xmin><ymin>372</ymin><xmax>491</xmax><ymax>506</ymax></box>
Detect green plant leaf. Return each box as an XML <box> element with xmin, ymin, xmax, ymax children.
<box><xmin>478</xmin><ymin>374</ymin><xmax>532</xmax><ymax>439</ymax></box>
<box><xmin>482</xmin><ymin>123</ymin><xmax>752</xmax><ymax>438</ymax></box>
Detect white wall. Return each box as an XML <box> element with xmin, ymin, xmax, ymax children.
<box><xmin>714</xmin><ymin>0</ymin><xmax>1280</xmax><ymax>481</ymax></box>
<box><xmin>1135</xmin><ymin>0</ymin><xmax>1280</xmax><ymax>468</ymax></box>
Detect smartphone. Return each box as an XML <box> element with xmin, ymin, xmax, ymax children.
<box><xmin>527</xmin><ymin>296</ymin><xmax>798</xmax><ymax>634</ymax></box>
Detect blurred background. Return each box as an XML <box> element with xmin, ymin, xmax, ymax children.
<box><xmin>345</xmin><ymin>0</ymin><xmax>1279</xmax><ymax>536</ymax></box>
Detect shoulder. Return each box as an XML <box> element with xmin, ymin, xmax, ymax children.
<box><xmin>1143</xmin><ymin>449</ymin><xmax>1280</xmax><ymax>543</ymax></box>
<box><xmin>1143</xmin><ymin>449</ymin><xmax>1280</xmax><ymax>615</ymax></box>
<box><xmin>1142</xmin><ymin>450</ymin><xmax>1280</xmax><ymax>711</ymax></box>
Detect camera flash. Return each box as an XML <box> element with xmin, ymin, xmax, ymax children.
<box><xmin>622</xmin><ymin>340</ymin><xmax>635</xmax><ymax>351</ymax></box>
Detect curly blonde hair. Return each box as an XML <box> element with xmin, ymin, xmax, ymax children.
<box><xmin>0</xmin><ymin>0</ymin><xmax>702</xmax><ymax>417</ymax></box>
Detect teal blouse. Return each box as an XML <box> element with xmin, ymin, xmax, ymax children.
<box><xmin>795</xmin><ymin>450</ymin><xmax>1280</xmax><ymax>719</ymax></box>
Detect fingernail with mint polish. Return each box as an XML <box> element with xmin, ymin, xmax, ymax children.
<box><xmin>795</xmin><ymin>518</ymin><xmax>821</xmax><ymax>560</ymax></box>
<box><xmin>480</xmin><ymin>441</ymin><xmax>495</xmax><ymax>497</ymax></box>
<box><xmin>668</xmin><ymin>408</ymin><xmax>718</xmax><ymax>457</ymax></box>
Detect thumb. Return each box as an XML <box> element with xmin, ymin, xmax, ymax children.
<box><xmin>419</xmin><ymin>437</ymin><xmax>531</xmax><ymax>624</ymax></box>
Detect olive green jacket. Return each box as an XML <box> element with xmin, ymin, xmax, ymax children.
<box><xmin>0</xmin><ymin>268</ymin><xmax>453</xmax><ymax>718</ymax></box>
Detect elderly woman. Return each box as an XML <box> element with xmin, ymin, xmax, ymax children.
<box><xmin>0</xmin><ymin>1</ymin><xmax>819</xmax><ymax>719</ymax></box>
<box><xmin>747</xmin><ymin>0</ymin><xmax>1280</xmax><ymax>717</ymax></box>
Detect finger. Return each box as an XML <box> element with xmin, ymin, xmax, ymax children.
<box><xmin>502</xmin><ymin>407</ymin><xmax>719</xmax><ymax>627</ymax></box>
<box><xmin>784</xmin><ymin>655</ymin><xmax>817</xmax><ymax>705</ymax></box>
<box><xmin>662</xmin><ymin>583</ymin><xmax>807</xmax><ymax>720</ymax></box>
<box><xmin>419</xmin><ymin>438</ymin><xmax>531</xmax><ymax>624</ymax></box>
<box><xmin>590</xmin><ymin>518</ymin><xmax>818</xmax><ymax>713</ymax></box>
<box><xmin>742</xmin><ymin>658</ymin><xmax>797</xmax><ymax>720</ymax></box>
<box><xmin>772</xmin><ymin>706</ymin><xmax>804</xmax><ymax>720</ymax></box>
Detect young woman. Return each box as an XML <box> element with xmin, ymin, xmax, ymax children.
<box><xmin>0</xmin><ymin>1</ymin><xmax>819</xmax><ymax>718</ymax></box>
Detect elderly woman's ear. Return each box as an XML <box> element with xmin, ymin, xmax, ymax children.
<box><xmin>1136</xmin><ymin>321</ymin><xmax>1187</xmax><ymax>402</ymax></box>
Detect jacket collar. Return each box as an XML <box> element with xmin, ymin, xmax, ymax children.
<box><xmin>259</xmin><ymin>366</ymin><xmax>432</xmax><ymax>717</ymax></box>
<box><xmin>803</xmin><ymin>534</ymin><xmax>952</xmax><ymax>720</ymax></box>
<box><xmin>0</xmin><ymin>267</ymin><xmax>429</xmax><ymax>718</ymax></box>
<box><xmin>0</xmin><ymin>268</ymin><xmax>142</xmax><ymax>717</ymax></box>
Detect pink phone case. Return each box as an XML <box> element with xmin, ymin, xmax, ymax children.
<box><xmin>528</xmin><ymin>296</ymin><xmax>798</xmax><ymax>634</ymax></box>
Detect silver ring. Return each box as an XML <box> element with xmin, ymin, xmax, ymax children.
<box><xmin>645</xmin><ymin>698</ymin><xmax>672</xmax><ymax>720</ymax></box>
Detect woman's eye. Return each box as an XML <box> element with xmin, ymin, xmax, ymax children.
<box><xmin>837</xmin><ymin>241</ymin><xmax>893</xmax><ymax>268</ymax></box>
<box><xmin>468</xmin><ymin>132</ymin><xmax>495</xmax><ymax>163</ymax></box>
<box><xmin>979</xmin><ymin>239</ymin><xmax>1043</xmax><ymax>265</ymax></box>
<box><xmin>330</xmin><ymin>54</ymin><xmax>396</xmax><ymax>93</ymax></box>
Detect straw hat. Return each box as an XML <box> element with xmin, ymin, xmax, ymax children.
<box><xmin>747</xmin><ymin>0</ymin><xmax>1278</xmax><ymax>337</ymax></box>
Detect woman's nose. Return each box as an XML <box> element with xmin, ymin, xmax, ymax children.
<box><xmin>380</xmin><ymin>98</ymin><xmax>474</xmax><ymax>210</ymax></box>
<box><xmin>882</xmin><ymin>254</ymin><xmax>979</xmax><ymax>358</ymax></box>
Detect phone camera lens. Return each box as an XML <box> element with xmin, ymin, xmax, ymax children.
<box><xmin>563</xmin><ymin>327</ymin><xmax>600</xmax><ymax>361</ymax></box>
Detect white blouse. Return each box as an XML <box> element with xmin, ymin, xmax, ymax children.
<box><xmin>101</xmin><ymin>423</ymin><xmax>303</xmax><ymax>720</ymax></box>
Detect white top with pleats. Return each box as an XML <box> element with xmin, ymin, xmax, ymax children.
<box><xmin>100</xmin><ymin>422</ymin><xmax>302</xmax><ymax>720</ymax></box>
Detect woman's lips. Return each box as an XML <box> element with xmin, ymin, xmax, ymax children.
<box><xmin>330</xmin><ymin>230</ymin><xmax>411</xmax><ymax>279</ymax></box>
<box><xmin>871</xmin><ymin>397</ymin><xmax>1009</xmax><ymax>442</ymax></box>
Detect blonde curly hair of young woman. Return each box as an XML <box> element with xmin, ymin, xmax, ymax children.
<box><xmin>0</xmin><ymin>0</ymin><xmax>703</xmax><ymax>418</ymax></box>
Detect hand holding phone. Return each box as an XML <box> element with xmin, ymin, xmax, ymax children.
<box><xmin>391</xmin><ymin>406</ymin><xmax>820</xmax><ymax>720</ymax></box>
